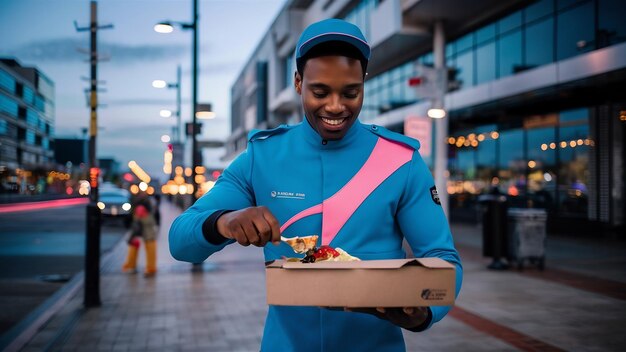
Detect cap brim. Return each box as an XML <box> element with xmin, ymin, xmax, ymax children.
<box><xmin>297</xmin><ymin>32</ymin><xmax>371</xmax><ymax>61</ymax></box>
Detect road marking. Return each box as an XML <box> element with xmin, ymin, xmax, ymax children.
<box><xmin>0</xmin><ymin>198</ymin><xmax>88</xmax><ymax>214</ymax></box>
<box><xmin>450</xmin><ymin>306</ymin><xmax>566</xmax><ymax>352</ymax></box>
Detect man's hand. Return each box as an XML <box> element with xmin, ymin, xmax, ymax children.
<box><xmin>342</xmin><ymin>307</ymin><xmax>430</xmax><ymax>330</ymax></box>
<box><xmin>216</xmin><ymin>206</ymin><xmax>281</xmax><ymax>247</ymax></box>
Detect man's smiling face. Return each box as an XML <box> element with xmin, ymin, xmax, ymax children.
<box><xmin>295</xmin><ymin>55</ymin><xmax>364</xmax><ymax>141</ymax></box>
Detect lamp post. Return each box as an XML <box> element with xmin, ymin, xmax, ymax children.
<box><xmin>155</xmin><ymin>0</ymin><xmax>199</xmax><ymax>200</ymax></box>
<box><xmin>152</xmin><ymin>65</ymin><xmax>182</xmax><ymax>143</ymax></box>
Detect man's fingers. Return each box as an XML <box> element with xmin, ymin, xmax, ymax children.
<box><xmin>252</xmin><ymin>217</ymin><xmax>272</xmax><ymax>246</ymax></box>
<box><xmin>232</xmin><ymin>224</ymin><xmax>250</xmax><ymax>246</ymax></box>
<box><xmin>261</xmin><ymin>207</ymin><xmax>281</xmax><ymax>245</ymax></box>
<box><xmin>241</xmin><ymin>221</ymin><xmax>262</xmax><ymax>246</ymax></box>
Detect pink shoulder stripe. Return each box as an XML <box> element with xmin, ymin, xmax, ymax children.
<box><xmin>279</xmin><ymin>203</ymin><xmax>323</xmax><ymax>234</ymax></box>
<box><xmin>321</xmin><ymin>138</ymin><xmax>413</xmax><ymax>246</ymax></box>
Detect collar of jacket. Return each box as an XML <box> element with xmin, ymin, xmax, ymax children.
<box><xmin>301</xmin><ymin>117</ymin><xmax>362</xmax><ymax>149</ymax></box>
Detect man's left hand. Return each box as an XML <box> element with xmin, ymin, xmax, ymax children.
<box><xmin>343</xmin><ymin>307</ymin><xmax>430</xmax><ymax>330</ymax></box>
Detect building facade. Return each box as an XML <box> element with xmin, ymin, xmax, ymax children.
<box><xmin>228</xmin><ymin>0</ymin><xmax>625</xmax><ymax>232</ymax></box>
<box><xmin>0</xmin><ymin>58</ymin><xmax>56</xmax><ymax>194</ymax></box>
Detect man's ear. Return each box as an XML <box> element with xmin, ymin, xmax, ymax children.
<box><xmin>294</xmin><ymin>71</ymin><xmax>302</xmax><ymax>95</ymax></box>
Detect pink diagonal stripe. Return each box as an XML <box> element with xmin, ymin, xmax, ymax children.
<box><xmin>321</xmin><ymin>138</ymin><xmax>413</xmax><ymax>246</ymax></box>
<box><xmin>280</xmin><ymin>203</ymin><xmax>323</xmax><ymax>234</ymax></box>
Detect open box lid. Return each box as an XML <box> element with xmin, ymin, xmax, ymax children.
<box><xmin>266</xmin><ymin>258</ymin><xmax>454</xmax><ymax>270</ymax></box>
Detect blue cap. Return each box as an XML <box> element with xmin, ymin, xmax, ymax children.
<box><xmin>295</xmin><ymin>19</ymin><xmax>370</xmax><ymax>62</ymax></box>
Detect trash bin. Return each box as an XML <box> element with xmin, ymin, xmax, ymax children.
<box><xmin>478</xmin><ymin>193</ymin><xmax>509</xmax><ymax>270</ymax></box>
<box><xmin>507</xmin><ymin>208</ymin><xmax>547</xmax><ymax>270</ymax></box>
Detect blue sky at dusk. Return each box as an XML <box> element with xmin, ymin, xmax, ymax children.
<box><xmin>0</xmin><ymin>0</ymin><xmax>287</xmax><ymax>180</ymax></box>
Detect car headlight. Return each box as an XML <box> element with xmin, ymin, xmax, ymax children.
<box><xmin>122</xmin><ymin>203</ymin><xmax>131</xmax><ymax>211</ymax></box>
<box><xmin>97</xmin><ymin>202</ymin><xmax>106</xmax><ymax>210</ymax></box>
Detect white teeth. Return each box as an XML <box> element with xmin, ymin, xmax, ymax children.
<box><xmin>321</xmin><ymin>117</ymin><xmax>345</xmax><ymax>126</ymax></box>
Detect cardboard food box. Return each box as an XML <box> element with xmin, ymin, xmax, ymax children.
<box><xmin>266</xmin><ymin>258</ymin><xmax>455</xmax><ymax>307</ymax></box>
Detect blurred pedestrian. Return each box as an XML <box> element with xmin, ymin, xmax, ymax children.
<box><xmin>122</xmin><ymin>204</ymin><xmax>158</xmax><ymax>276</ymax></box>
<box><xmin>169</xmin><ymin>19</ymin><xmax>462</xmax><ymax>351</ymax></box>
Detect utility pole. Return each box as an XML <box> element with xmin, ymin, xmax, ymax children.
<box><xmin>432</xmin><ymin>21</ymin><xmax>449</xmax><ymax>217</ymax></box>
<box><xmin>75</xmin><ymin>0</ymin><xmax>113</xmax><ymax>308</ymax></box>
<box><xmin>191</xmin><ymin>0</ymin><xmax>200</xmax><ymax>201</ymax></box>
<box><xmin>176</xmin><ymin>65</ymin><xmax>182</xmax><ymax>144</ymax></box>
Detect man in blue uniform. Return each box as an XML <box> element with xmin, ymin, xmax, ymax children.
<box><xmin>170</xmin><ymin>18</ymin><xmax>462</xmax><ymax>351</ymax></box>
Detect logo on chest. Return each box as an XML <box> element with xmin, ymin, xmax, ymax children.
<box><xmin>271</xmin><ymin>190</ymin><xmax>306</xmax><ymax>200</ymax></box>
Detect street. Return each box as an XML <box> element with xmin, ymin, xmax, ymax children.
<box><xmin>0</xmin><ymin>204</ymin><xmax>126</xmax><ymax>335</ymax></box>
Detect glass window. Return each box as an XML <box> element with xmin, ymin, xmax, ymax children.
<box><xmin>0</xmin><ymin>68</ymin><xmax>16</xmax><ymax>94</ymax></box>
<box><xmin>498</xmin><ymin>30</ymin><xmax>523</xmax><ymax>77</ymax></box>
<box><xmin>35</xmin><ymin>95</ymin><xmax>45</xmax><ymax>112</ymax></box>
<box><xmin>560</xmin><ymin>108</ymin><xmax>589</xmax><ymax>123</ymax></box>
<box><xmin>457</xmin><ymin>149</ymin><xmax>476</xmax><ymax>178</ymax></box>
<box><xmin>0</xmin><ymin>120</ymin><xmax>7</xmax><ymax>135</ymax></box>
<box><xmin>476</xmin><ymin>41</ymin><xmax>496</xmax><ymax>84</ymax></box>
<box><xmin>558</xmin><ymin>0</ymin><xmax>586</xmax><ymax>10</ymax></box>
<box><xmin>446</xmin><ymin>42</ymin><xmax>455</xmax><ymax>59</ymax></box>
<box><xmin>498</xmin><ymin>11</ymin><xmax>522</xmax><ymax>34</ymax></box>
<box><xmin>37</xmin><ymin>74</ymin><xmax>55</xmax><ymax>101</ymax></box>
<box><xmin>421</xmin><ymin>52</ymin><xmax>434</xmax><ymax>65</ymax></box>
<box><xmin>557</xmin><ymin>123</ymin><xmax>590</xmax><ymax>216</ymax></box>
<box><xmin>476</xmin><ymin>24</ymin><xmax>496</xmax><ymax>44</ymax></box>
<box><xmin>527</xmin><ymin>127</ymin><xmax>558</xmax><ymax>209</ymax></box>
<box><xmin>476</xmin><ymin>128</ymin><xmax>497</xmax><ymax>192</ymax></box>
<box><xmin>456</xmin><ymin>50</ymin><xmax>474</xmax><ymax>88</ymax></box>
<box><xmin>42</xmin><ymin>137</ymin><xmax>49</xmax><ymax>149</ymax></box>
<box><xmin>456</xmin><ymin>33</ymin><xmax>474</xmax><ymax>52</ymax></box>
<box><xmin>557</xmin><ymin>2</ymin><xmax>595</xmax><ymax>60</ymax></box>
<box><xmin>498</xmin><ymin>129</ymin><xmax>525</xmax><ymax>197</ymax></box>
<box><xmin>26</xmin><ymin>130</ymin><xmax>36</xmax><ymax>145</ymax></box>
<box><xmin>0</xmin><ymin>93</ymin><xmax>18</xmax><ymax>117</ymax></box>
<box><xmin>23</xmin><ymin>86</ymin><xmax>35</xmax><ymax>105</ymax></box>
<box><xmin>525</xmin><ymin>17</ymin><xmax>555</xmax><ymax>68</ymax></box>
<box><xmin>598</xmin><ymin>0</ymin><xmax>626</xmax><ymax>47</ymax></box>
<box><xmin>284</xmin><ymin>51</ymin><xmax>294</xmax><ymax>90</ymax></box>
<box><xmin>27</xmin><ymin>109</ymin><xmax>39</xmax><ymax>127</ymax></box>
<box><xmin>526</xmin><ymin>0</ymin><xmax>554</xmax><ymax>23</ymax></box>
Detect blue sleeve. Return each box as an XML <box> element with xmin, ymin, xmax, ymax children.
<box><xmin>396</xmin><ymin>151</ymin><xmax>463</xmax><ymax>331</ymax></box>
<box><xmin>168</xmin><ymin>147</ymin><xmax>256</xmax><ymax>263</ymax></box>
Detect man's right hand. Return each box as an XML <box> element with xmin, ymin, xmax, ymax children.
<box><xmin>216</xmin><ymin>206</ymin><xmax>281</xmax><ymax>247</ymax></box>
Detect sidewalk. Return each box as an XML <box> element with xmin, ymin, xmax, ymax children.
<box><xmin>19</xmin><ymin>202</ymin><xmax>626</xmax><ymax>351</ymax></box>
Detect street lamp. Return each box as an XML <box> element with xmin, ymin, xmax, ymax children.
<box><xmin>152</xmin><ymin>66</ymin><xmax>181</xmax><ymax>143</ymax></box>
<box><xmin>196</xmin><ymin>103</ymin><xmax>215</xmax><ymax>120</ymax></box>
<box><xmin>155</xmin><ymin>0</ymin><xmax>200</xmax><ymax>201</ymax></box>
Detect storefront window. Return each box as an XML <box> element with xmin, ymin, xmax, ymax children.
<box><xmin>498</xmin><ymin>129</ymin><xmax>525</xmax><ymax>199</ymax></box>
<box><xmin>527</xmin><ymin>127</ymin><xmax>557</xmax><ymax>209</ymax></box>
<box><xmin>557</xmin><ymin>123</ymin><xmax>590</xmax><ymax>216</ymax></box>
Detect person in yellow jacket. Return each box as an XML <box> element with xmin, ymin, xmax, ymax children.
<box><xmin>122</xmin><ymin>204</ymin><xmax>158</xmax><ymax>276</ymax></box>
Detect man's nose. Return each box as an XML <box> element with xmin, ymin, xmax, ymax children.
<box><xmin>325</xmin><ymin>95</ymin><xmax>344</xmax><ymax>114</ymax></box>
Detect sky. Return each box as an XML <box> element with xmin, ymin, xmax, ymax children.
<box><xmin>0</xmin><ymin>0</ymin><xmax>287</xmax><ymax>181</ymax></box>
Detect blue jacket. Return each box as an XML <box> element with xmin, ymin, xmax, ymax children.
<box><xmin>170</xmin><ymin>119</ymin><xmax>463</xmax><ymax>351</ymax></box>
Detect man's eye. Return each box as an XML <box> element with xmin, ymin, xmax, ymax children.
<box><xmin>344</xmin><ymin>91</ymin><xmax>359</xmax><ymax>99</ymax></box>
<box><xmin>312</xmin><ymin>91</ymin><xmax>327</xmax><ymax>98</ymax></box>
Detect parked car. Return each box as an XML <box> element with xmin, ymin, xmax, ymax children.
<box><xmin>98</xmin><ymin>187</ymin><xmax>132</xmax><ymax>227</ymax></box>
